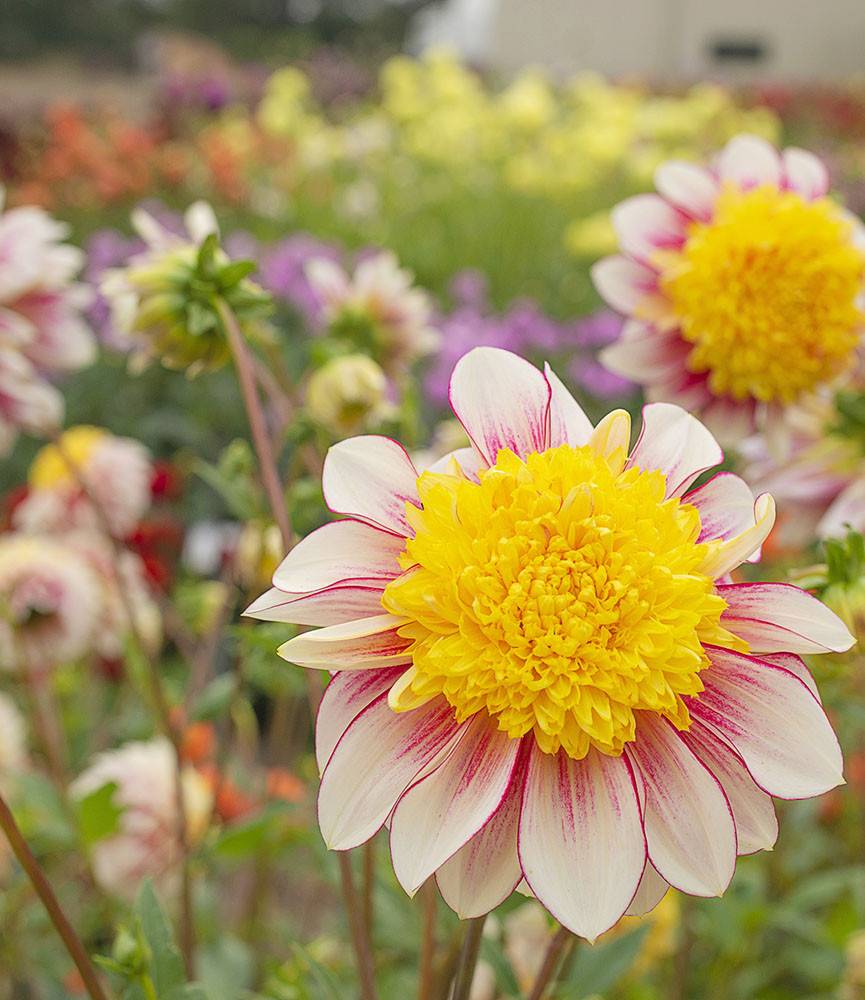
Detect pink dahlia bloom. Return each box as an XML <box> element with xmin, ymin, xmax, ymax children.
<box><xmin>0</xmin><ymin>191</ymin><xmax>95</xmax><ymax>452</ymax></box>
<box><xmin>593</xmin><ymin>135</ymin><xmax>865</xmax><ymax>443</ymax></box>
<box><xmin>246</xmin><ymin>347</ymin><xmax>852</xmax><ymax>940</ymax></box>
<box><xmin>70</xmin><ymin>738</ymin><xmax>212</xmax><ymax>901</ymax></box>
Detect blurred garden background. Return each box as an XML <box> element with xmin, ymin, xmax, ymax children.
<box><xmin>2</xmin><ymin>2</ymin><xmax>865</xmax><ymax>998</ymax></box>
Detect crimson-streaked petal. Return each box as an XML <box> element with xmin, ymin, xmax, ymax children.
<box><xmin>322</xmin><ymin>436</ymin><xmax>420</xmax><ymax>536</ymax></box>
<box><xmin>519</xmin><ymin>747</ymin><xmax>645</xmax><ymax>941</ymax></box>
<box><xmin>717</xmin><ymin>134</ymin><xmax>782</xmax><ymax>188</ymax></box>
<box><xmin>683</xmin><ymin>721</ymin><xmax>778</xmax><ymax>856</ymax></box>
<box><xmin>654</xmin><ymin>161</ymin><xmax>718</xmax><ymax>220</ymax></box>
<box><xmin>278</xmin><ymin>614</ymin><xmax>411</xmax><ymax>670</ymax></box>
<box><xmin>390</xmin><ymin>715</ymin><xmax>521</xmax><ymax>895</ymax></box>
<box><xmin>449</xmin><ymin>347</ymin><xmax>550</xmax><ymax>464</ymax></box>
<box><xmin>628</xmin><ymin>402</ymin><xmax>723</xmax><ymax>497</ymax></box>
<box><xmin>718</xmin><ymin>582</ymin><xmax>854</xmax><ymax>654</ymax></box>
<box><xmin>315</xmin><ymin>668</ymin><xmax>404</xmax><ymax>773</ymax></box>
<box><xmin>600</xmin><ymin>324</ymin><xmax>690</xmax><ymax>383</ymax></box>
<box><xmin>782</xmin><ymin>147</ymin><xmax>829</xmax><ymax>200</ymax></box>
<box><xmin>685</xmin><ymin>472</ymin><xmax>757</xmax><ymax>544</ymax></box>
<box><xmin>545</xmin><ymin>363</ymin><xmax>593</xmax><ymax>447</ymax></box>
<box><xmin>698</xmin><ymin>494</ymin><xmax>775</xmax><ymax>579</ymax></box>
<box><xmin>271</xmin><ymin>519</ymin><xmax>404</xmax><ymax>593</ymax></box>
<box><xmin>692</xmin><ymin>647</ymin><xmax>844</xmax><ymax>799</ymax></box>
<box><xmin>759</xmin><ymin>652</ymin><xmax>821</xmax><ymax>703</ymax></box>
<box><xmin>318</xmin><ymin>695</ymin><xmax>463</xmax><ymax>849</ymax></box>
<box><xmin>591</xmin><ymin>255</ymin><xmax>658</xmax><ymax>314</ymax></box>
<box><xmin>624</xmin><ymin>862</ymin><xmax>669</xmax><ymax>917</ymax></box>
<box><xmin>627</xmin><ymin>715</ymin><xmax>736</xmax><ymax>897</ymax></box>
<box><xmin>244</xmin><ymin>583</ymin><xmax>387</xmax><ymax>626</ymax></box>
<box><xmin>611</xmin><ymin>194</ymin><xmax>687</xmax><ymax>263</ymax></box>
<box><xmin>436</xmin><ymin>788</ymin><xmax>522</xmax><ymax>919</ymax></box>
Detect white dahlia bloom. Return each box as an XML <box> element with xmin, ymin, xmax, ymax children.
<box><xmin>306</xmin><ymin>251</ymin><xmax>440</xmax><ymax>372</ymax></box>
<box><xmin>70</xmin><ymin>738</ymin><xmax>213</xmax><ymax>901</ymax></box>
<box><xmin>593</xmin><ymin>135</ymin><xmax>865</xmax><ymax>444</ymax></box>
<box><xmin>0</xmin><ymin>534</ymin><xmax>101</xmax><ymax>671</ymax></box>
<box><xmin>15</xmin><ymin>425</ymin><xmax>153</xmax><ymax>538</ymax></box>
<box><xmin>247</xmin><ymin>347</ymin><xmax>853</xmax><ymax>940</ymax></box>
<box><xmin>0</xmin><ymin>190</ymin><xmax>95</xmax><ymax>452</ymax></box>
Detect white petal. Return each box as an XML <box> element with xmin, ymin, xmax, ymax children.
<box><xmin>818</xmin><ymin>476</ymin><xmax>865</xmax><ymax>539</ymax></box>
<box><xmin>627</xmin><ymin>715</ymin><xmax>736</xmax><ymax>897</ymax></box>
<box><xmin>591</xmin><ymin>255</ymin><xmax>658</xmax><ymax>314</ymax></box>
<box><xmin>322</xmin><ymin>436</ymin><xmax>420</xmax><ymax>536</ymax></box>
<box><xmin>718</xmin><ymin>582</ymin><xmax>854</xmax><ymax>654</ymax></box>
<box><xmin>684</xmin><ymin>472</ymin><xmax>757</xmax><ymax>544</ymax></box>
<box><xmin>600</xmin><ymin>325</ymin><xmax>689</xmax><ymax>383</ymax></box>
<box><xmin>278</xmin><ymin>614</ymin><xmax>411</xmax><ymax>670</ymax></box>
<box><xmin>271</xmin><ymin>519</ymin><xmax>404</xmax><ymax>593</ymax></box>
<box><xmin>782</xmin><ymin>147</ymin><xmax>829</xmax><ymax>200</ymax></box>
<box><xmin>624</xmin><ymin>862</ymin><xmax>670</xmax><ymax>917</ymax></box>
<box><xmin>759</xmin><ymin>652</ymin><xmax>821</xmax><ymax>703</ymax></box>
<box><xmin>698</xmin><ymin>494</ymin><xmax>775</xmax><ymax>579</ymax></box>
<box><xmin>244</xmin><ymin>582</ymin><xmax>387</xmax><ymax>626</ymax></box>
<box><xmin>654</xmin><ymin>161</ymin><xmax>718</xmax><ymax>220</ymax></box>
<box><xmin>318</xmin><ymin>695</ymin><xmax>462</xmax><ymax>849</ymax></box>
<box><xmin>545</xmin><ymin>363</ymin><xmax>593</xmax><ymax>447</ymax></box>
<box><xmin>390</xmin><ymin>715</ymin><xmax>521</xmax><ymax>895</ymax></box>
<box><xmin>424</xmin><ymin>446</ymin><xmax>487</xmax><ymax>479</ymax></box>
<box><xmin>693</xmin><ymin>647</ymin><xmax>844</xmax><ymax>800</ymax></box>
<box><xmin>184</xmin><ymin>201</ymin><xmax>219</xmax><ymax>243</ymax></box>
<box><xmin>627</xmin><ymin>402</ymin><xmax>723</xmax><ymax>497</ymax></box>
<box><xmin>315</xmin><ymin>668</ymin><xmax>404</xmax><ymax>773</ymax></box>
<box><xmin>717</xmin><ymin>135</ymin><xmax>782</xmax><ymax>188</ymax></box>
<box><xmin>611</xmin><ymin>194</ymin><xmax>687</xmax><ymax>263</ymax></box>
<box><xmin>436</xmin><ymin>789</ymin><xmax>522</xmax><ymax>919</ymax></box>
<box><xmin>519</xmin><ymin>747</ymin><xmax>645</xmax><ymax>941</ymax></box>
<box><xmin>449</xmin><ymin>347</ymin><xmax>550</xmax><ymax>464</ymax></box>
<box><xmin>683</xmin><ymin>721</ymin><xmax>778</xmax><ymax>856</ymax></box>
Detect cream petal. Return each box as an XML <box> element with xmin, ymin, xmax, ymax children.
<box><xmin>278</xmin><ymin>614</ymin><xmax>412</xmax><ymax>670</ymax></box>
<box><xmin>628</xmin><ymin>402</ymin><xmax>723</xmax><ymax>497</ymax></box>
<box><xmin>545</xmin><ymin>362</ymin><xmax>593</xmax><ymax>447</ymax></box>
<box><xmin>591</xmin><ymin>255</ymin><xmax>659</xmax><ymax>315</ymax></box>
<box><xmin>624</xmin><ymin>862</ymin><xmax>670</xmax><ymax>917</ymax></box>
<box><xmin>244</xmin><ymin>583</ymin><xmax>387</xmax><ymax>626</ymax></box>
<box><xmin>654</xmin><ymin>161</ymin><xmax>718</xmax><ymax>221</ymax></box>
<box><xmin>611</xmin><ymin>194</ymin><xmax>687</xmax><ymax>263</ymax></box>
<box><xmin>698</xmin><ymin>494</ymin><xmax>775</xmax><ymax>579</ymax></box>
<box><xmin>684</xmin><ymin>472</ymin><xmax>757</xmax><ymax>544</ymax></box>
<box><xmin>589</xmin><ymin>409</ymin><xmax>631</xmax><ymax>465</ymax></box>
<box><xmin>782</xmin><ymin>147</ymin><xmax>829</xmax><ymax>200</ymax></box>
<box><xmin>717</xmin><ymin>134</ymin><xmax>782</xmax><ymax>189</ymax></box>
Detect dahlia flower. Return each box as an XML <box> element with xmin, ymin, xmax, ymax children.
<box><xmin>70</xmin><ymin>738</ymin><xmax>212</xmax><ymax>901</ymax></box>
<box><xmin>594</xmin><ymin>135</ymin><xmax>865</xmax><ymax>442</ymax></box>
<box><xmin>0</xmin><ymin>534</ymin><xmax>101</xmax><ymax>671</ymax></box>
<box><xmin>15</xmin><ymin>425</ymin><xmax>153</xmax><ymax>538</ymax></box>
<box><xmin>305</xmin><ymin>354</ymin><xmax>394</xmax><ymax>436</ymax></box>
<box><xmin>306</xmin><ymin>251</ymin><xmax>440</xmax><ymax>373</ymax></box>
<box><xmin>0</xmin><ymin>190</ymin><xmax>95</xmax><ymax>452</ymax></box>
<box><xmin>247</xmin><ymin>347</ymin><xmax>852</xmax><ymax>940</ymax></box>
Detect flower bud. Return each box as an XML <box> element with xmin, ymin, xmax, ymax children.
<box><xmin>305</xmin><ymin>354</ymin><xmax>392</xmax><ymax>436</ymax></box>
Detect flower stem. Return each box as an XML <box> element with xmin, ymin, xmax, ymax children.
<box><xmin>417</xmin><ymin>880</ymin><xmax>438</xmax><ymax>1000</ymax></box>
<box><xmin>362</xmin><ymin>838</ymin><xmax>375</xmax><ymax>936</ymax></box>
<box><xmin>22</xmin><ymin>662</ymin><xmax>68</xmax><ymax>791</ymax></box>
<box><xmin>337</xmin><ymin>852</ymin><xmax>379</xmax><ymax>1000</ymax></box>
<box><xmin>451</xmin><ymin>915</ymin><xmax>487</xmax><ymax>1000</ymax></box>
<box><xmin>0</xmin><ymin>790</ymin><xmax>110</xmax><ymax>1000</ymax></box>
<box><xmin>527</xmin><ymin>924</ymin><xmax>576</xmax><ymax>1000</ymax></box>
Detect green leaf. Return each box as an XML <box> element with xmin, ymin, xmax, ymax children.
<box><xmin>191</xmin><ymin>673</ymin><xmax>238</xmax><ymax>722</ymax></box>
<box><xmin>290</xmin><ymin>943</ymin><xmax>344</xmax><ymax>1000</ymax></box>
<box><xmin>135</xmin><ymin>881</ymin><xmax>186</xmax><ymax>995</ymax></box>
<box><xmin>75</xmin><ymin>781</ymin><xmax>124</xmax><ymax>845</ymax></box>
<box><xmin>560</xmin><ymin>925</ymin><xmax>648</xmax><ymax>997</ymax></box>
<box><xmin>217</xmin><ymin>260</ymin><xmax>258</xmax><ymax>290</ymax></box>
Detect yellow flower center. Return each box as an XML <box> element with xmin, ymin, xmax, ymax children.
<box><xmin>29</xmin><ymin>426</ymin><xmax>108</xmax><ymax>489</ymax></box>
<box><xmin>382</xmin><ymin>444</ymin><xmax>740</xmax><ymax>759</ymax></box>
<box><xmin>657</xmin><ymin>185</ymin><xmax>865</xmax><ymax>404</ymax></box>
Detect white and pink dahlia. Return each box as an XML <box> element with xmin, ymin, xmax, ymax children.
<box><xmin>14</xmin><ymin>425</ymin><xmax>153</xmax><ymax>539</ymax></box>
<box><xmin>593</xmin><ymin>134</ymin><xmax>865</xmax><ymax>443</ymax></box>
<box><xmin>70</xmin><ymin>738</ymin><xmax>212</xmax><ymax>901</ymax></box>
<box><xmin>246</xmin><ymin>347</ymin><xmax>853</xmax><ymax>940</ymax></box>
<box><xmin>0</xmin><ymin>190</ymin><xmax>95</xmax><ymax>452</ymax></box>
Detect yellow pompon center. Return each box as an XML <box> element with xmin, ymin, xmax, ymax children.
<box><xmin>658</xmin><ymin>184</ymin><xmax>865</xmax><ymax>404</ymax></box>
<box><xmin>381</xmin><ymin>444</ymin><xmax>744</xmax><ymax>759</ymax></box>
<box><xmin>29</xmin><ymin>426</ymin><xmax>108</xmax><ymax>489</ymax></box>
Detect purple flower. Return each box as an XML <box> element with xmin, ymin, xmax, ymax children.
<box><xmin>260</xmin><ymin>235</ymin><xmax>343</xmax><ymax>327</ymax></box>
<box><xmin>84</xmin><ymin>229</ymin><xmax>143</xmax><ymax>349</ymax></box>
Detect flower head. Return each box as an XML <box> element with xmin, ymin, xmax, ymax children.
<box><xmin>306</xmin><ymin>251</ymin><xmax>439</xmax><ymax>372</ymax></box>
<box><xmin>0</xmin><ymin>534</ymin><xmax>101</xmax><ymax>670</ymax></box>
<box><xmin>305</xmin><ymin>354</ymin><xmax>393</xmax><ymax>437</ymax></box>
<box><xmin>247</xmin><ymin>347</ymin><xmax>852</xmax><ymax>939</ymax></box>
<box><xmin>101</xmin><ymin>203</ymin><xmax>271</xmax><ymax>376</ymax></box>
<box><xmin>70</xmin><ymin>738</ymin><xmax>212</xmax><ymax>901</ymax></box>
<box><xmin>0</xmin><ymin>190</ymin><xmax>95</xmax><ymax>452</ymax></box>
<box><xmin>15</xmin><ymin>425</ymin><xmax>153</xmax><ymax>538</ymax></box>
<box><xmin>594</xmin><ymin>135</ymin><xmax>865</xmax><ymax>440</ymax></box>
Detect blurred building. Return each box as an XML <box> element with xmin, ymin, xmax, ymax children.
<box><xmin>413</xmin><ymin>0</ymin><xmax>865</xmax><ymax>82</ymax></box>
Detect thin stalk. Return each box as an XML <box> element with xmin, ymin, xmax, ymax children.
<box><xmin>52</xmin><ymin>435</ymin><xmax>197</xmax><ymax>979</ymax></box>
<box><xmin>0</xmin><ymin>790</ymin><xmax>110</xmax><ymax>1000</ymax></box>
<box><xmin>527</xmin><ymin>925</ymin><xmax>575</xmax><ymax>1000</ymax></box>
<box><xmin>362</xmin><ymin>838</ymin><xmax>375</xmax><ymax>939</ymax></box>
<box><xmin>22</xmin><ymin>662</ymin><xmax>68</xmax><ymax>790</ymax></box>
<box><xmin>417</xmin><ymin>880</ymin><xmax>438</xmax><ymax>1000</ymax></box>
<box><xmin>337</xmin><ymin>852</ymin><xmax>379</xmax><ymax>1000</ymax></box>
<box><xmin>451</xmin><ymin>915</ymin><xmax>487</xmax><ymax>1000</ymax></box>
